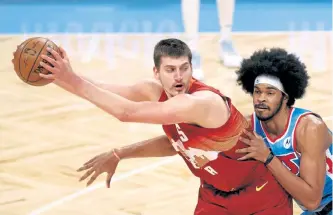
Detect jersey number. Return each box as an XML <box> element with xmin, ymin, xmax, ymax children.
<box><xmin>277</xmin><ymin>151</ymin><xmax>332</xmax><ymax>175</ymax></box>
<box><xmin>276</xmin><ymin>153</ymin><xmax>299</xmax><ymax>175</ymax></box>
<box><xmin>175</xmin><ymin>124</ymin><xmax>189</xmax><ymax>142</ymax></box>
<box><xmin>174</xmin><ymin>124</ymin><xmax>218</xmax><ymax>175</ymax></box>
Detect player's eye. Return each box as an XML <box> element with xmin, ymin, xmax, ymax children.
<box><xmin>267</xmin><ymin>91</ymin><xmax>275</xmax><ymax>95</ymax></box>
<box><xmin>166</xmin><ymin>68</ymin><xmax>175</xmax><ymax>73</ymax></box>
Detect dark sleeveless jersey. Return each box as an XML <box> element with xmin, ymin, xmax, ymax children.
<box><xmin>160</xmin><ymin>79</ymin><xmax>268</xmax><ymax>192</ymax></box>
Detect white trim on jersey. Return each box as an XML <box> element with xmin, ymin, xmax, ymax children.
<box><xmin>260</xmin><ymin>108</ymin><xmax>295</xmax><ymax>144</ymax></box>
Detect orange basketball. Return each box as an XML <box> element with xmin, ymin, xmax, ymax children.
<box><xmin>12</xmin><ymin>37</ymin><xmax>60</xmax><ymax>86</ymax></box>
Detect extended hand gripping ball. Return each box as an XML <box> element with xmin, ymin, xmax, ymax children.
<box><xmin>12</xmin><ymin>37</ymin><xmax>60</xmax><ymax>86</ymax></box>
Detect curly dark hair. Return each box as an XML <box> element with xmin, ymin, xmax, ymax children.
<box><xmin>236</xmin><ymin>48</ymin><xmax>310</xmax><ymax>106</ymax></box>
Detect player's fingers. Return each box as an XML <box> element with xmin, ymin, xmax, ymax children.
<box><xmin>237</xmin><ymin>152</ymin><xmax>255</xmax><ymax>161</ymax></box>
<box><xmin>252</xmin><ymin>131</ymin><xmax>262</xmax><ymax>139</ymax></box>
<box><xmin>46</xmin><ymin>47</ymin><xmax>62</xmax><ymax>61</ymax></box>
<box><xmin>79</xmin><ymin>168</ymin><xmax>95</xmax><ymax>182</ymax></box>
<box><xmin>239</xmin><ymin>136</ymin><xmax>252</xmax><ymax>145</ymax></box>
<box><xmin>235</xmin><ymin>148</ymin><xmax>249</xmax><ymax>154</ymax></box>
<box><xmin>236</xmin><ymin>147</ymin><xmax>253</xmax><ymax>153</ymax></box>
<box><xmin>83</xmin><ymin>155</ymin><xmax>100</xmax><ymax>166</ymax></box>
<box><xmin>39</xmin><ymin>61</ymin><xmax>58</xmax><ymax>74</ymax></box>
<box><xmin>243</xmin><ymin>129</ymin><xmax>255</xmax><ymax>139</ymax></box>
<box><xmin>237</xmin><ymin>146</ymin><xmax>257</xmax><ymax>153</ymax></box>
<box><xmin>106</xmin><ymin>172</ymin><xmax>113</xmax><ymax>188</ymax></box>
<box><xmin>237</xmin><ymin>155</ymin><xmax>249</xmax><ymax>161</ymax></box>
<box><xmin>58</xmin><ymin>46</ymin><xmax>69</xmax><ymax>60</ymax></box>
<box><xmin>77</xmin><ymin>162</ymin><xmax>96</xmax><ymax>172</ymax></box>
<box><xmin>86</xmin><ymin>172</ymin><xmax>100</xmax><ymax>186</ymax></box>
<box><xmin>39</xmin><ymin>73</ymin><xmax>55</xmax><ymax>80</ymax></box>
<box><xmin>41</xmin><ymin>55</ymin><xmax>58</xmax><ymax>67</ymax></box>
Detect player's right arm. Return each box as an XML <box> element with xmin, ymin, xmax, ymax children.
<box><xmin>77</xmin><ymin>135</ymin><xmax>176</xmax><ymax>187</ymax></box>
<box><xmin>54</xmin><ymin>78</ymin><xmax>162</xmax><ymax>102</ymax></box>
<box><xmin>52</xmin><ymin>46</ymin><xmax>162</xmax><ymax>102</ymax></box>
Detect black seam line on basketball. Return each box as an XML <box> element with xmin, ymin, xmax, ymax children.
<box><xmin>18</xmin><ymin>37</ymin><xmax>36</xmax><ymax>81</ymax></box>
<box><xmin>18</xmin><ymin>37</ymin><xmax>42</xmax><ymax>80</ymax></box>
<box><xmin>26</xmin><ymin>39</ymin><xmax>49</xmax><ymax>82</ymax></box>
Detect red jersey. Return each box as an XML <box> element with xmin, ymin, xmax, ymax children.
<box><xmin>160</xmin><ymin>79</ymin><xmax>266</xmax><ymax>192</ymax></box>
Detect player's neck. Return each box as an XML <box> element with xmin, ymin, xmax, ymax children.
<box><xmin>261</xmin><ymin>107</ymin><xmax>291</xmax><ymax>137</ymax></box>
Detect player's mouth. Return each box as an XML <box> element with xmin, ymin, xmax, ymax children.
<box><xmin>255</xmin><ymin>104</ymin><xmax>269</xmax><ymax>110</ymax></box>
<box><xmin>174</xmin><ymin>83</ymin><xmax>184</xmax><ymax>91</ymax></box>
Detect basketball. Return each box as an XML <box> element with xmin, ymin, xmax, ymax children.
<box><xmin>12</xmin><ymin>37</ymin><xmax>60</xmax><ymax>86</ymax></box>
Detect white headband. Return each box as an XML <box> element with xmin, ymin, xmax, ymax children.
<box><xmin>254</xmin><ymin>74</ymin><xmax>287</xmax><ymax>95</ymax></box>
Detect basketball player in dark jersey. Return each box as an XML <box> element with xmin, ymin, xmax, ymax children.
<box><xmin>37</xmin><ymin>38</ymin><xmax>292</xmax><ymax>214</ymax></box>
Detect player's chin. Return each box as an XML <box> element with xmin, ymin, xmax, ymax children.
<box><xmin>171</xmin><ymin>88</ymin><xmax>186</xmax><ymax>95</ymax></box>
<box><xmin>255</xmin><ymin>112</ymin><xmax>272</xmax><ymax>121</ymax></box>
<box><xmin>173</xmin><ymin>90</ymin><xmax>186</xmax><ymax>95</ymax></box>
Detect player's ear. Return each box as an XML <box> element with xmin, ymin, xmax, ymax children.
<box><xmin>153</xmin><ymin>66</ymin><xmax>160</xmax><ymax>80</ymax></box>
<box><xmin>282</xmin><ymin>94</ymin><xmax>289</xmax><ymax>105</ymax></box>
<box><xmin>283</xmin><ymin>94</ymin><xmax>289</xmax><ymax>100</ymax></box>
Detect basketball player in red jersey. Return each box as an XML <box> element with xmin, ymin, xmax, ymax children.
<box><xmin>37</xmin><ymin>38</ymin><xmax>292</xmax><ymax>214</ymax></box>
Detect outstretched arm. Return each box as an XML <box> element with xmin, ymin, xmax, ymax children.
<box><xmin>45</xmin><ymin>47</ymin><xmax>160</xmax><ymax>102</ymax></box>
<box><xmin>73</xmin><ymin>76</ymin><xmax>222</xmax><ymax>125</ymax></box>
<box><xmin>55</xmin><ymin>77</ymin><xmax>160</xmax><ymax>102</ymax></box>
<box><xmin>40</xmin><ymin>47</ymin><xmax>229</xmax><ymax>127</ymax></box>
<box><xmin>77</xmin><ymin>135</ymin><xmax>176</xmax><ymax>187</ymax></box>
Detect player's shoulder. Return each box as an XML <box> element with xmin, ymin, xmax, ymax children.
<box><xmin>190</xmin><ymin>80</ymin><xmax>223</xmax><ymax>98</ymax></box>
<box><xmin>296</xmin><ymin>113</ymin><xmax>328</xmax><ymax>141</ymax></box>
<box><xmin>297</xmin><ymin>113</ymin><xmax>326</xmax><ymax>131</ymax></box>
<box><xmin>295</xmin><ymin>112</ymin><xmax>331</xmax><ymax>152</ymax></box>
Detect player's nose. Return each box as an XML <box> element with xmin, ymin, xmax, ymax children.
<box><xmin>174</xmin><ymin>70</ymin><xmax>183</xmax><ymax>81</ymax></box>
<box><xmin>257</xmin><ymin>93</ymin><xmax>266</xmax><ymax>102</ymax></box>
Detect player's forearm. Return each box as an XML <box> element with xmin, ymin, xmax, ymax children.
<box><xmin>54</xmin><ymin>79</ymin><xmax>77</xmax><ymax>94</ymax></box>
<box><xmin>267</xmin><ymin>157</ymin><xmax>321</xmax><ymax>210</ymax></box>
<box><xmin>79</xmin><ymin>76</ymin><xmax>137</xmax><ymax>99</ymax></box>
<box><xmin>72</xmin><ymin>76</ymin><xmax>172</xmax><ymax>123</ymax></box>
<box><xmin>54</xmin><ymin>75</ymin><xmax>130</xmax><ymax>99</ymax></box>
<box><xmin>70</xmin><ymin>75</ymin><xmax>133</xmax><ymax>120</ymax></box>
<box><xmin>115</xmin><ymin>135</ymin><xmax>177</xmax><ymax>159</ymax></box>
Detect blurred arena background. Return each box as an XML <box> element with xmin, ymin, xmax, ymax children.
<box><xmin>0</xmin><ymin>0</ymin><xmax>332</xmax><ymax>215</ymax></box>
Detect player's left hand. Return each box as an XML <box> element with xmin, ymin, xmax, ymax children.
<box><xmin>39</xmin><ymin>46</ymin><xmax>76</xmax><ymax>83</ymax></box>
<box><xmin>236</xmin><ymin>129</ymin><xmax>271</xmax><ymax>163</ymax></box>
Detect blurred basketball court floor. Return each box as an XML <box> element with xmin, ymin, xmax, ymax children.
<box><xmin>0</xmin><ymin>1</ymin><xmax>332</xmax><ymax>214</ymax></box>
